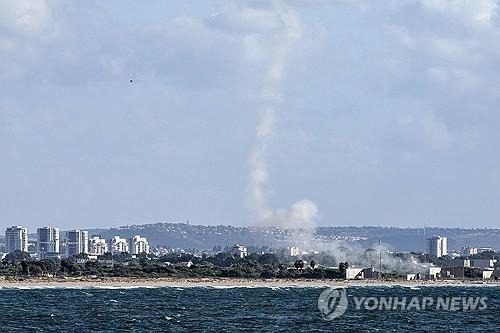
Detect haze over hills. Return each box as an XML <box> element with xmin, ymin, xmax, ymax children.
<box><xmin>81</xmin><ymin>222</ymin><xmax>500</xmax><ymax>252</ymax></box>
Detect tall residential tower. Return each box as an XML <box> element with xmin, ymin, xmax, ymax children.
<box><xmin>37</xmin><ymin>227</ymin><xmax>60</xmax><ymax>259</ymax></box>
<box><xmin>426</xmin><ymin>236</ymin><xmax>448</xmax><ymax>257</ymax></box>
<box><xmin>66</xmin><ymin>230</ymin><xmax>88</xmax><ymax>257</ymax></box>
<box><xmin>5</xmin><ymin>226</ymin><xmax>28</xmax><ymax>253</ymax></box>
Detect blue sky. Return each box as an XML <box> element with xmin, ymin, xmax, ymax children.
<box><xmin>1</xmin><ymin>0</ymin><xmax>500</xmax><ymax>230</ymax></box>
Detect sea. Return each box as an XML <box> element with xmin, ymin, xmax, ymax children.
<box><xmin>0</xmin><ymin>285</ymin><xmax>498</xmax><ymax>332</ymax></box>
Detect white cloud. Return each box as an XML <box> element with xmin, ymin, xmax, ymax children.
<box><xmin>421</xmin><ymin>0</ymin><xmax>499</xmax><ymax>26</ymax></box>
<box><xmin>396</xmin><ymin>112</ymin><xmax>454</xmax><ymax>151</ymax></box>
<box><xmin>0</xmin><ymin>0</ymin><xmax>53</xmax><ymax>34</ymax></box>
<box><xmin>205</xmin><ymin>5</ymin><xmax>282</xmax><ymax>34</ymax></box>
<box><xmin>384</xmin><ymin>24</ymin><xmax>417</xmax><ymax>49</ymax></box>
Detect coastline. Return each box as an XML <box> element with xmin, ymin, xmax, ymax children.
<box><xmin>0</xmin><ymin>277</ymin><xmax>499</xmax><ymax>288</ymax></box>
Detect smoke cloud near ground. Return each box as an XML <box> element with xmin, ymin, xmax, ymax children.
<box><xmin>287</xmin><ymin>235</ymin><xmax>427</xmax><ymax>273</ymax></box>
<box><xmin>246</xmin><ymin>0</ymin><xmax>319</xmax><ymax>231</ymax></box>
<box><xmin>319</xmin><ymin>241</ymin><xmax>427</xmax><ymax>273</ymax></box>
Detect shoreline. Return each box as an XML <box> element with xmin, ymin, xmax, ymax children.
<box><xmin>0</xmin><ymin>277</ymin><xmax>499</xmax><ymax>288</ymax></box>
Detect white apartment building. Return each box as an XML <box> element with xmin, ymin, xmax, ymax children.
<box><xmin>109</xmin><ymin>236</ymin><xmax>129</xmax><ymax>254</ymax></box>
<box><xmin>37</xmin><ymin>227</ymin><xmax>60</xmax><ymax>259</ymax></box>
<box><xmin>5</xmin><ymin>226</ymin><xmax>28</xmax><ymax>253</ymax></box>
<box><xmin>67</xmin><ymin>230</ymin><xmax>89</xmax><ymax>257</ymax></box>
<box><xmin>88</xmin><ymin>236</ymin><xmax>108</xmax><ymax>256</ymax></box>
<box><xmin>129</xmin><ymin>235</ymin><xmax>150</xmax><ymax>255</ymax></box>
<box><xmin>289</xmin><ymin>246</ymin><xmax>300</xmax><ymax>257</ymax></box>
<box><xmin>232</xmin><ymin>244</ymin><xmax>247</xmax><ymax>258</ymax></box>
<box><xmin>426</xmin><ymin>236</ymin><xmax>448</xmax><ymax>257</ymax></box>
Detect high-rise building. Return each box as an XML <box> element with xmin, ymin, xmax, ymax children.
<box><xmin>109</xmin><ymin>236</ymin><xmax>129</xmax><ymax>254</ymax></box>
<box><xmin>129</xmin><ymin>235</ymin><xmax>149</xmax><ymax>255</ymax></box>
<box><xmin>37</xmin><ymin>227</ymin><xmax>60</xmax><ymax>259</ymax></box>
<box><xmin>67</xmin><ymin>230</ymin><xmax>89</xmax><ymax>257</ymax></box>
<box><xmin>5</xmin><ymin>226</ymin><xmax>28</xmax><ymax>253</ymax></box>
<box><xmin>88</xmin><ymin>235</ymin><xmax>108</xmax><ymax>255</ymax></box>
<box><xmin>426</xmin><ymin>236</ymin><xmax>448</xmax><ymax>257</ymax></box>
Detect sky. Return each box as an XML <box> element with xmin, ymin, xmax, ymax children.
<box><xmin>1</xmin><ymin>0</ymin><xmax>500</xmax><ymax>230</ymax></box>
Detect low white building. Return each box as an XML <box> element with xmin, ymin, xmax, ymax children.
<box><xmin>232</xmin><ymin>244</ymin><xmax>247</xmax><ymax>258</ymax></box>
<box><xmin>289</xmin><ymin>247</ymin><xmax>300</xmax><ymax>257</ymax></box>
<box><xmin>482</xmin><ymin>269</ymin><xmax>494</xmax><ymax>280</ymax></box>
<box><xmin>426</xmin><ymin>266</ymin><xmax>442</xmax><ymax>280</ymax></box>
<box><xmin>345</xmin><ymin>267</ymin><xmax>364</xmax><ymax>279</ymax></box>
<box><xmin>406</xmin><ymin>274</ymin><xmax>417</xmax><ymax>281</ymax></box>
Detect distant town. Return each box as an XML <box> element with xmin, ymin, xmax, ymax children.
<box><xmin>0</xmin><ymin>223</ymin><xmax>499</xmax><ymax>281</ymax></box>
<box><xmin>3</xmin><ymin>226</ymin><xmax>149</xmax><ymax>260</ymax></box>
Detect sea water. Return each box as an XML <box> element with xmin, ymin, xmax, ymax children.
<box><xmin>0</xmin><ymin>285</ymin><xmax>498</xmax><ymax>332</ymax></box>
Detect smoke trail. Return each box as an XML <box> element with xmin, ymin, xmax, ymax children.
<box><xmin>247</xmin><ymin>0</ymin><xmax>319</xmax><ymax>230</ymax></box>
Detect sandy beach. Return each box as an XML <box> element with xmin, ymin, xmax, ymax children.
<box><xmin>0</xmin><ymin>277</ymin><xmax>499</xmax><ymax>288</ymax></box>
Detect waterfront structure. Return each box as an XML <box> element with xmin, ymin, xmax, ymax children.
<box><xmin>129</xmin><ymin>235</ymin><xmax>150</xmax><ymax>255</ymax></box>
<box><xmin>5</xmin><ymin>226</ymin><xmax>28</xmax><ymax>253</ymax></box>
<box><xmin>426</xmin><ymin>236</ymin><xmax>448</xmax><ymax>257</ymax></box>
<box><xmin>67</xmin><ymin>230</ymin><xmax>89</xmax><ymax>257</ymax></box>
<box><xmin>426</xmin><ymin>266</ymin><xmax>442</xmax><ymax>280</ymax></box>
<box><xmin>37</xmin><ymin>227</ymin><xmax>60</xmax><ymax>259</ymax></box>
<box><xmin>345</xmin><ymin>267</ymin><xmax>363</xmax><ymax>279</ymax></box>
<box><xmin>232</xmin><ymin>244</ymin><xmax>247</xmax><ymax>258</ymax></box>
<box><xmin>88</xmin><ymin>236</ymin><xmax>108</xmax><ymax>255</ymax></box>
<box><xmin>109</xmin><ymin>236</ymin><xmax>129</xmax><ymax>254</ymax></box>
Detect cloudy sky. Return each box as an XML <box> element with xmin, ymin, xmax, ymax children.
<box><xmin>1</xmin><ymin>0</ymin><xmax>500</xmax><ymax>230</ymax></box>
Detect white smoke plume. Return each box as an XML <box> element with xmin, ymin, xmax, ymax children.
<box><xmin>243</xmin><ymin>2</ymin><xmax>426</xmax><ymax>274</ymax></box>
<box><xmin>247</xmin><ymin>0</ymin><xmax>319</xmax><ymax>230</ymax></box>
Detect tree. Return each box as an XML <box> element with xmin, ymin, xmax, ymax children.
<box><xmin>294</xmin><ymin>260</ymin><xmax>305</xmax><ymax>271</ymax></box>
<box><xmin>98</xmin><ymin>252</ymin><xmax>112</xmax><ymax>260</ymax></box>
<box><xmin>21</xmin><ymin>261</ymin><xmax>29</xmax><ymax>276</ymax></box>
<box><xmin>3</xmin><ymin>251</ymin><xmax>31</xmax><ymax>263</ymax></box>
<box><xmin>257</xmin><ymin>253</ymin><xmax>279</xmax><ymax>265</ymax></box>
<box><xmin>339</xmin><ymin>262</ymin><xmax>349</xmax><ymax>274</ymax></box>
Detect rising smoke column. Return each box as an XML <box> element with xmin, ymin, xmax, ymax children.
<box><xmin>247</xmin><ymin>0</ymin><xmax>319</xmax><ymax>230</ymax></box>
